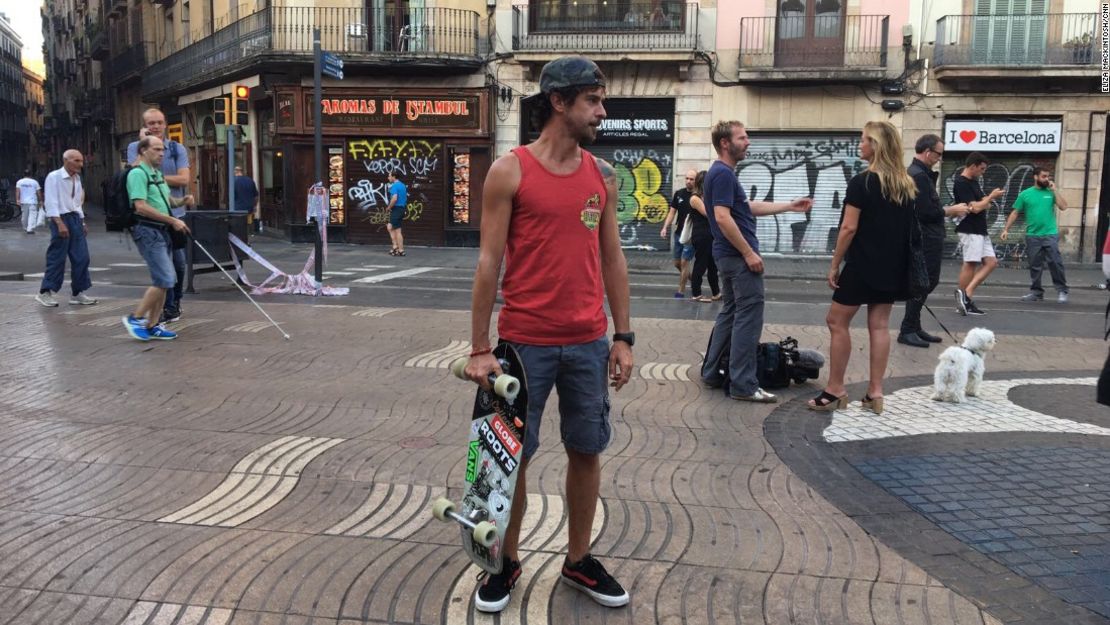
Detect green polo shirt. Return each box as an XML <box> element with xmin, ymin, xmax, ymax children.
<box><xmin>127</xmin><ymin>162</ymin><xmax>172</xmax><ymax>217</ymax></box>
<box><xmin>1011</xmin><ymin>186</ymin><xmax>1058</xmax><ymax>237</ymax></box>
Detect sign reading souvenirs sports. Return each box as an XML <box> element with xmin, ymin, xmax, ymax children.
<box><xmin>943</xmin><ymin>120</ymin><xmax>1062</xmax><ymax>153</ymax></box>
<box><xmin>306</xmin><ymin>94</ymin><xmax>481</xmax><ymax>129</ymax></box>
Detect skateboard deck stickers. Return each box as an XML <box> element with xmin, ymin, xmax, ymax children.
<box><xmin>458</xmin><ymin>343</ymin><xmax>528</xmax><ymax>573</ymax></box>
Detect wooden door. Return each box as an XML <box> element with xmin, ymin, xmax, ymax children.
<box><xmin>776</xmin><ymin>0</ymin><xmax>845</xmax><ymax>67</ymax></box>
<box><xmin>200</xmin><ymin>147</ymin><xmax>221</xmax><ymax>209</ymax></box>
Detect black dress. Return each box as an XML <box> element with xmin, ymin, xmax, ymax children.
<box><xmin>833</xmin><ymin>171</ymin><xmax>914</xmax><ymax>306</ymax></box>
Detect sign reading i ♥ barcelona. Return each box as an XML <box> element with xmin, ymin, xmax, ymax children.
<box><xmin>943</xmin><ymin>120</ymin><xmax>1062</xmax><ymax>153</ymax></box>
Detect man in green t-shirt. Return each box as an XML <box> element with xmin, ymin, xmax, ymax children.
<box><xmin>1001</xmin><ymin>166</ymin><xmax>1069</xmax><ymax>303</ymax></box>
<box><xmin>120</xmin><ymin>136</ymin><xmax>195</xmax><ymax>341</ymax></box>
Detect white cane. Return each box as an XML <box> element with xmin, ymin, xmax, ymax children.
<box><xmin>191</xmin><ymin>237</ymin><xmax>291</xmax><ymax>340</ymax></box>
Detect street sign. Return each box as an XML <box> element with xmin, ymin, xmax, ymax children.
<box><xmin>322</xmin><ymin>52</ymin><xmax>344</xmax><ymax>80</ymax></box>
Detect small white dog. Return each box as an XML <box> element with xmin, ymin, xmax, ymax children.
<box><xmin>932</xmin><ymin>328</ymin><xmax>997</xmax><ymax>403</ymax></box>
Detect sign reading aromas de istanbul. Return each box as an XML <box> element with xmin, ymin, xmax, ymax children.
<box><xmin>944</xmin><ymin>120</ymin><xmax>1062</xmax><ymax>153</ymax></box>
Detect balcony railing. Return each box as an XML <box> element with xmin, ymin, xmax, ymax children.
<box><xmin>512</xmin><ymin>1</ymin><xmax>699</xmax><ymax>51</ymax></box>
<box><xmin>104</xmin><ymin>41</ymin><xmax>153</xmax><ymax>86</ymax></box>
<box><xmin>934</xmin><ymin>13</ymin><xmax>1098</xmax><ymax>67</ymax></box>
<box><xmin>739</xmin><ymin>14</ymin><xmax>889</xmax><ymax>70</ymax></box>
<box><xmin>88</xmin><ymin>17</ymin><xmax>109</xmax><ymax>61</ymax></box>
<box><xmin>143</xmin><ymin>6</ymin><xmax>481</xmax><ymax>98</ymax></box>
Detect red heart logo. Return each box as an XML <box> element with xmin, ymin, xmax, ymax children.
<box><xmin>959</xmin><ymin>130</ymin><xmax>977</xmax><ymax>143</ymax></box>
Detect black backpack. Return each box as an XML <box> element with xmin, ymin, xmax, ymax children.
<box><xmin>105</xmin><ymin>166</ymin><xmax>137</xmax><ymax>231</ymax></box>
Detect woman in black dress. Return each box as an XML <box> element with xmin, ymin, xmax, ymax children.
<box><xmin>808</xmin><ymin>121</ymin><xmax>918</xmax><ymax>413</ymax></box>
<box><xmin>687</xmin><ymin>170</ymin><xmax>720</xmax><ymax>302</ymax></box>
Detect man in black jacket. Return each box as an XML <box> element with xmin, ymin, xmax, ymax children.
<box><xmin>898</xmin><ymin>135</ymin><xmax>970</xmax><ymax>348</ymax></box>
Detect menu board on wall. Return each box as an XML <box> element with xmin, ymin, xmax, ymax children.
<box><xmin>328</xmin><ymin>147</ymin><xmax>345</xmax><ymax>225</ymax></box>
<box><xmin>452</xmin><ymin>150</ymin><xmax>470</xmax><ymax>225</ymax></box>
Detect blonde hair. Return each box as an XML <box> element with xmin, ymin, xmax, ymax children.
<box><xmin>863</xmin><ymin>121</ymin><xmax>917</xmax><ymax>206</ymax></box>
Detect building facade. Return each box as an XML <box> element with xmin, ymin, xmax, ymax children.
<box><xmin>0</xmin><ymin>12</ymin><xmax>28</xmax><ymax>180</ymax></box>
<box><xmin>22</xmin><ymin>65</ymin><xmax>46</xmax><ymax>177</ymax></box>
<box><xmin>906</xmin><ymin>0</ymin><xmax>1107</xmax><ymax>261</ymax></box>
<box><xmin>133</xmin><ymin>0</ymin><xmax>490</xmax><ymax>246</ymax></box>
<box><xmin>41</xmin><ymin>0</ymin><xmax>117</xmax><ymax>201</ymax></box>
<box><xmin>710</xmin><ymin>0</ymin><xmax>912</xmax><ymax>256</ymax></box>
<box><xmin>36</xmin><ymin>0</ymin><xmax>1108</xmax><ymax>256</ymax></box>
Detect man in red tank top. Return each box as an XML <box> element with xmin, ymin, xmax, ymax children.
<box><xmin>463</xmin><ymin>56</ymin><xmax>634</xmax><ymax>613</ymax></box>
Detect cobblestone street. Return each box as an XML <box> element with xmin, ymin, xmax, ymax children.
<box><xmin>0</xmin><ymin>271</ymin><xmax>1106</xmax><ymax>624</ymax></box>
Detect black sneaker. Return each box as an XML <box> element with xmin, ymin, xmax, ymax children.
<box><xmin>561</xmin><ymin>554</ymin><xmax>630</xmax><ymax>607</ymax></box>
<box><xmin>954</xmin><ymin>288</ymin><xmax>967</xmax><ymax>316</ymax></box>
<box><xmin>966</xmin><ymin>300</ymin><xmax>986</xmax><ymax>316</ymax></box>
<box><xmin>162</xmin><ymin>308</ymin><xmax>182</xmax><ymax>323</ymax></box>
<box><xmin>474</xmin><ymin>557</ymin><xmax>521</xmax><ymax>613</ymax></box>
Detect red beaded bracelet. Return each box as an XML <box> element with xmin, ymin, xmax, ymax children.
<box><xmin>469</xmin><ymin>347</ymin><xmax>492</xmax><ymax>357</ymax></box>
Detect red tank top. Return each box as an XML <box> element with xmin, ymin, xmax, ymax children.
<box><xmin>497</xmin><ymin>146</ymin><xmax>608</xmax><ymax>346</ymax></box>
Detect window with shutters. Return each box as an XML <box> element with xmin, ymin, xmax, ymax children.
<box><xmin>971</xmin><ymin>0</ymin><xmax>1047</xmax><ymax>64</ymax></box>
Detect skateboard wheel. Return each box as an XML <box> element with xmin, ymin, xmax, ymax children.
<box><xmin>431</xmin><ymin>497</ymin><xmax>456</xmax><ymax>522</ymax></box>
<box><xmin>492</xmin><ymin>375</ymin><xmax>520</xmax><ymax>402</ymax></box>
<box><xmin>450</xmin><ymin>357</ymin><xmax>469</xmax><ymax>381</ymax></box>
<box><xmin>473</xmin><ymin>521</ymin><xmax>498</xmax><ymax>548</ymax></box>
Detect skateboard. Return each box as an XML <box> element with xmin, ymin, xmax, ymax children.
<box><xmin>431</xmin><ymin>343</ymin><xmax>528</xmax><ymax>574</ymax></box>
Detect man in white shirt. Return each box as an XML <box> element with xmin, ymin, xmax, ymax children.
<box><xmin>35</xmin><ymin>150</ymin><xmax>98</xmax><ymax>308</ymax></box>
<box><xmin>15</xmin><ymin>171</ymin><xmax>42</xmax><ymax>234</ymax></box>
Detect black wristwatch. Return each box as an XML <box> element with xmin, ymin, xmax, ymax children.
<box><xmin>613</xmin><ymin>332</ymin><xmax>635</xmax><ymax>347</ymax></box>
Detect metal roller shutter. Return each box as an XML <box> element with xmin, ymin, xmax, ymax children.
<box><xmin>939</xmin><ymin>152</ymin><xmax>1056</xmax><ymax>262</ymax></box>
<box><xmin>738</xmin><ymin>133</ymin><xmax>866</xmax><ymax>255</ymax></box>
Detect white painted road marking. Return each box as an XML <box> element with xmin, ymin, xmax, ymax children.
<box><xmin>352</xmin><ymin>267</ymin><xmax>437</xmax><ymax>284</ymax></box>
<box><xmin>158</xmin><ymin>436</ymin><xmax>346</xmax><ymax>527</ymax></box>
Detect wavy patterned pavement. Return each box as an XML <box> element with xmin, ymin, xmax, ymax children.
<box><xmin>1</xmin><ymin>290</ymin><xmax>1103</xmax><ymax>624</ymax></box>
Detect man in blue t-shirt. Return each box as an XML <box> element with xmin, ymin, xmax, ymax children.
<box><xmin>386</xmin><ymin>171</ymin><xmax>408</xmax><ymax>256</ymax></box>
<box><xmin>126</xmin><ymin>108</ymin><xmax>191</xmax><ymax>323</ymax></box>
<box><xmin>700</xmin><ymin>120</ymin><xmax>812</xmax><ymax>402</ymax></box>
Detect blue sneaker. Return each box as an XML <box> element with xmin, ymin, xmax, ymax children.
<box><xmin>148</xmin><ymin>324</ymin><xmax>178</xmax><ymax>340</ymax></box>
<box><xmin>122</xmin><ymin>315</ymin><xmax>150</xmax><ymax>341</ymax></box>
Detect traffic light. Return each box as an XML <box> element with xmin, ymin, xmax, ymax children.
<box><xmin>213</xmin><ymin>97</ymin><xmax>230</xmax><ymax>125</ymax></box>
<box><xmin>232</xmin><ymin>85</ymin><xmax>249</xmax><ymax>126</ymax></box>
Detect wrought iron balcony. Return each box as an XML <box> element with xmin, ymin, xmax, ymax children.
<box><xmin>512</xmin><ymin>1</ymin><xmax>698</xmax><ymax>53</ymax></box>
<box><xmin>88</xmin><ymin>17</ymin><xmax>109</xmax><ymax>61</ymax></box>
<box><xmin>143</xmin><ymin>6</ymin><xmax>481</xmax><ymax>100</ymax></box>
<box><xmin>934</xmin><ymin>13</ymin><xmax>1098</xmax><ymax>68</ymax></box>
<box><xmin>738</xmin><ymin>14</ymin><xmax>889</xmax><ymax>81</ymax></box>
<box><xmin>104</xmin><ymin>41</ymin><xmax>153</xmax><ymax>86</ymax></box>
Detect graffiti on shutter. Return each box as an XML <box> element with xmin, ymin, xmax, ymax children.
<box><xmin>588</xmin><ymin>145</ymin><xmax>674</xmax><ymax>247</ymax></box>
<box><xmin>940</xmin><ymin>153</ymin><xmax>1055</xmax><ymax>261</ymax></box>
<box><xmin>738</xmin><ymin>134</ymin><xmax>867</xmax><ymax>255</ymax></box>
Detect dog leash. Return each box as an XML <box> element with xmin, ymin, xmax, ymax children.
<box><xmin>923</xmin><ymin>303</ymin><xmax>961</xmax><ymax>344</ymax></box>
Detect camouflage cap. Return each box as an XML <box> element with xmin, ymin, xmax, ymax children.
<box><xmin>521</xmin><ymin>56</ymin><xmax>606</xmax><ymax>105</ymax></box>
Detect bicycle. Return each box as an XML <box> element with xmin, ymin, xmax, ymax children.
<box><xmin>0</xmin><ymin>201</ymin><xmax>17</xmax><ymax>222</ymax></box>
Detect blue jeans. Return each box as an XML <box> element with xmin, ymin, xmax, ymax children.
<box><xmin>701</xmin><ymin>255</ymin><xmax>764</xmax><ymax>396</ymax></box>
<box><xmin>1026</xmin><ymin>234</ymin><xmax>1068</xmax><ymax>295</ymax></box>
<box><xmin>163</xmin><ymin>247</ymin><xmax>185</xmax><ymax>313</ymax></box>
<box><xmin>132</xmin><ymin>223</ymin><xmax>177</xmax><ymax>289</ymax></box>
<box><xmin>507</xmin><ymin>338</ymin><xmax>612</xmax><ymax>459</ymax></box>
<box><xmin>40</xmin><ymin>212</ymin><xmax>92</xmax><ymax>296</ymax></box>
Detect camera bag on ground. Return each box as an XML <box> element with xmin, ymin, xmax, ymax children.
<box><xmin>702</xmin><ymin>332</ymin><xmax>824</xmax><ymax>394</ymax></box>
